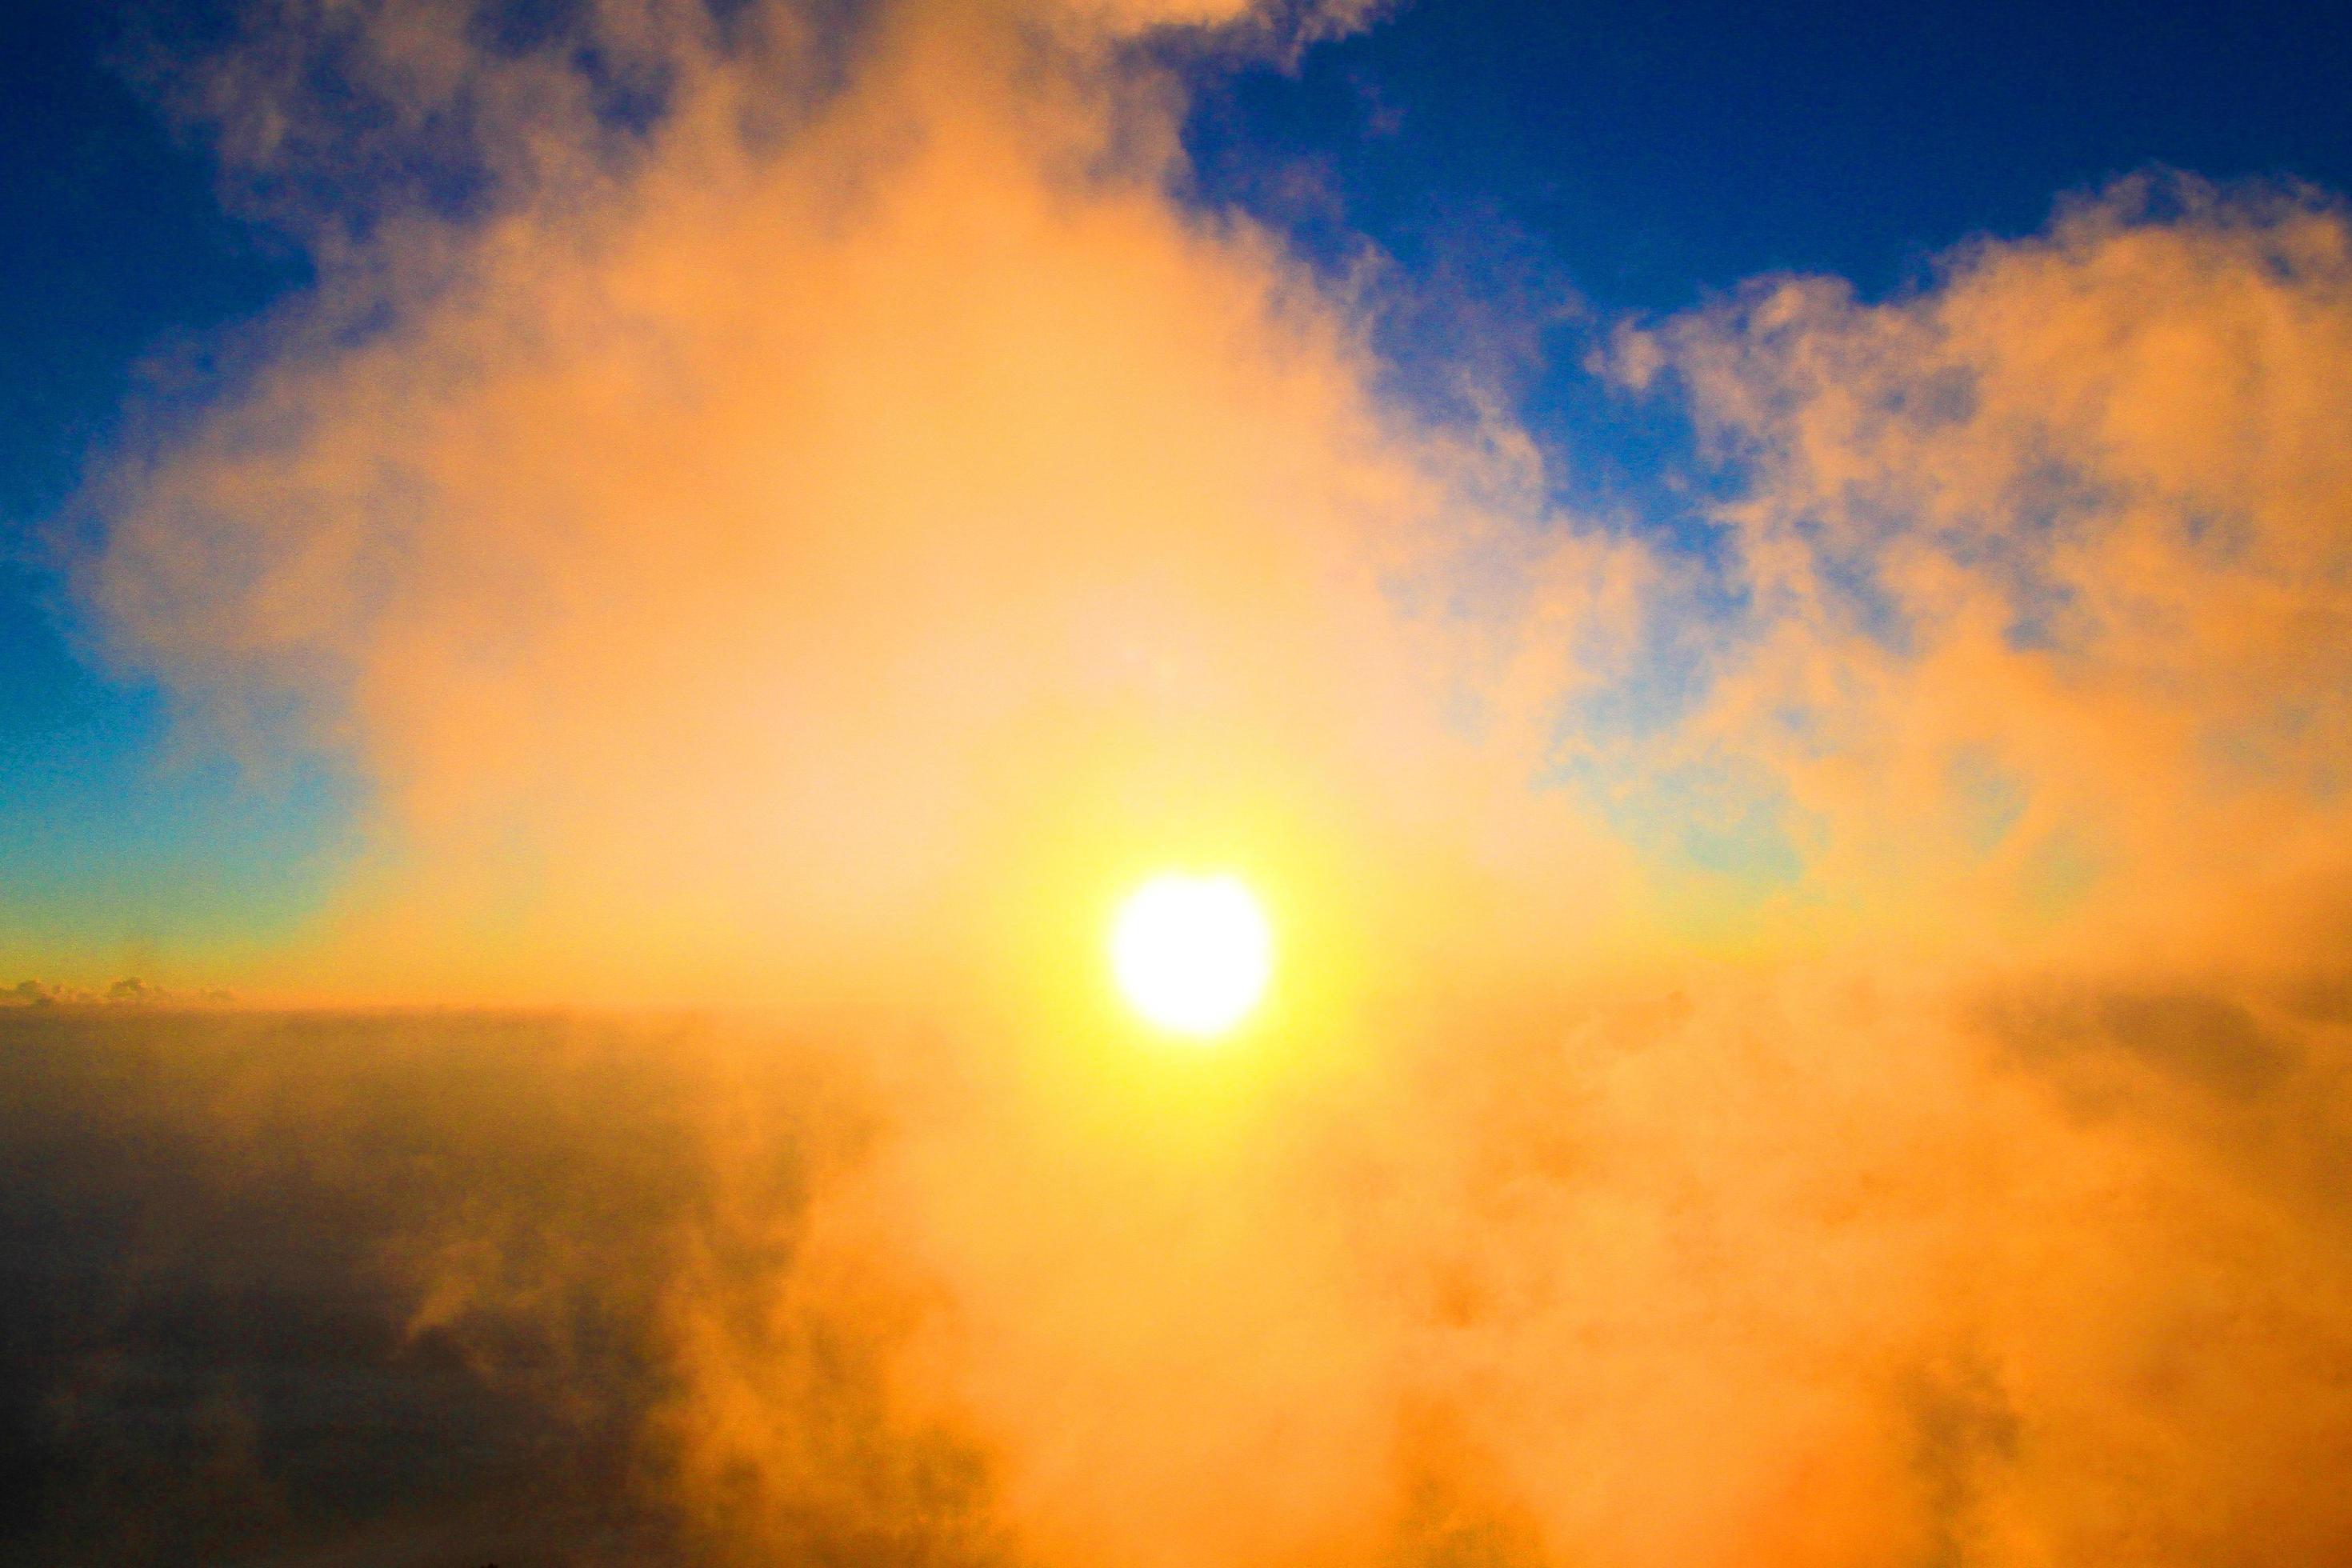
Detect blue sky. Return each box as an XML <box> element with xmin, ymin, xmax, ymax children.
<box><xmin>5</xmin><ymin>0</ymin><xmax>2350</xmax><ymax>981</ymax></box>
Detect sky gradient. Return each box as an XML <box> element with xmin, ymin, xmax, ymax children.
<box><xmin>6</xmin><ymin>0</ymin><xmax>2352</xmax><ymax>988</ymax></box>
<box><xmin>7</xmin><ymin>3</ymin><xmax>2352</xmax><ymax>1564</ymax></box>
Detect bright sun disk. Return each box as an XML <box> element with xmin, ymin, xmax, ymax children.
<box><xmin>1110</xmin><ymin>873</ymin><xmax>1272</xmax><ymax>1039</ymax></box>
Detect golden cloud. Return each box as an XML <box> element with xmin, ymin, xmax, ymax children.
<box><xmin>64</xmin><ymin>4</ymin><xmax>2352</xmax><ymax>1564</ymax></box>
<box><xmin>1614</xmin><ymin>175</ymin><xmax>2352</xmax><ymax>974</ymax></box>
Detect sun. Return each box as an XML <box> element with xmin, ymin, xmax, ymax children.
<box><xmin>1110</xmin><ymin>872</ymin><xmax>1273</xmax><ymax>1039</ymax></box>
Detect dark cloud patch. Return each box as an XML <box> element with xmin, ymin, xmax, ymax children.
<box><xmin>0</xmin><ymin>1007</ymin><xmax>876</xmax><ymax>1566</ymax></box>
<box><xmin>2284</xmin><ymin>970</ymin><xmax>2352</xmax><ymax>1028</ymax></box>
<box><xmin>1975</xmin><ymin>981</ymin><xmax>2352</xmax><ymax>1241</ymax></box>
<box><xmin>2092</xmin><ymin>993</ymin><xmax>2300</xmax><ymax>1103</ymax></box>
<box><xmin>1997</xmin><ymin>990</ymin><xmax>2301</xmax><ymax>1106</ymax></box>
<box><xmin>1906</xmin><ymin>1355</ymin><xmax>2018</xmax><ymax>1568</ymax></box>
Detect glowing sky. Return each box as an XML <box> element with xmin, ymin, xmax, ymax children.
<box><xmin>5</xmin><ymin>0</ymin><xmax>2350</xmax><ymax>991</ymax></box>
<box><xmin>7</xmin><ymin>5</ymin><xmax>2352</xmax><ymax>1564</ymax></box>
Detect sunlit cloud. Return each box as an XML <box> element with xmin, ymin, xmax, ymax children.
<box><xmin>50</xmin><ymin>2</ymin><xmax>2352</xmax><ymax>1564</ymax></box>
<box><xmin>1610</xmin><ymin>174</ymin><xmax>2352</xmax><ymax>970</ymax></box>
<box><xmin>92</xmin><ymin>0</ymin><xmax>1632</xmax><ymax>1006</ymax></box>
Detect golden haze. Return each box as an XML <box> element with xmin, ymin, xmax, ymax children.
<box><xmin>54</xmin><ymin>0</ymin><xmax>2352</xmax><ymax>1564</ymax></box>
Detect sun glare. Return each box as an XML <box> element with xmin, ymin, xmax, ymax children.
<box><xmin>1110</xmin><ymin>873</ymin><xmax>1273</xmax><ymax>1039</ymax></box>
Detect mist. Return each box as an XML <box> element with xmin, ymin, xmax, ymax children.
<box><xmin>15</xmin><ymin>0</ymin><xmax>2352</xmax><ymax>1562</ymax></box>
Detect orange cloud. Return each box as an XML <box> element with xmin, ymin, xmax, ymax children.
<box><xmin>66</xmin><ymin>4</ymin><xmax>2352</xmax><ymax>1564</ymax></box>
<box><xmin>94</xmin><ymin>0</ymin><xmax>1632</xmax><ymax>1004</ymax></box>
<box><xmin>1613</xmin><ymin>176</ymin><xmax>2352</xmax><ymax>974</ymax></box>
